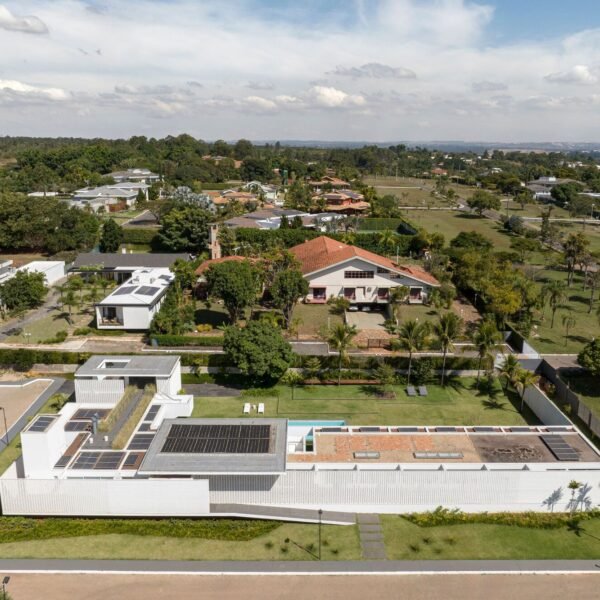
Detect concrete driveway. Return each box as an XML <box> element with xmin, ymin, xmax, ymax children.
<box><xmin>346</xmin><ymin>311</ymin><xmax>387</xmax><ymax>331</ymax></box>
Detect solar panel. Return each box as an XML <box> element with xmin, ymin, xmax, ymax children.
<box><xmin>397</xmin><ymin>427</ymin><xmax>419</xmax><ymax>432</ymax></box>
<box><xmin>128</xmin><ymin>434</ymin><xmax>155</xmax><ymax>450</ymax></box>
<box><xmin>112</xmin><ymin>286</ymin><xmax>137</xmax><ymax>296</ymax></box>
<box><xmin>136</xmin><ymin>285</ymin><xmax>160</xmax><ymax>296</ymax></box>
<box><xmin>436</xmin><ymin>427</ymin><xmax>457</xmax><ymax>432</ymax></box>
<box><xmin>65</xmin><ymin>421</ymin><xmax>91</xmax><ymax>432</ymax></box>
<box><xmin>71</xmin><ymin>451</ymin><xmax>125</xmax><ymax>470</ymax></box>
<box><xmin>473</xmin><ymin>427</ymin><xmax>495</xmax><ymax>432</ymax></box>
<box><xmin>73</xmin><ymin>409</ymin><xmax>110</xmax><ymax>420</ymax></box>
<box><xmin>541</xmin><ymin>435</ymin><xmax>580</xmax><ymax>461</ymax></box>
<box><xmin>161</xmin><ymin>423</ymin><xmax>271</xmax><ymax>454</ymax></box>
<box><xmin>144</xmin><ymin>405</ymin><xmax>160</xmax><ymax>422</ymax></box>
<box><xmin>138</xmin><ymin>422</ymin><xmax>151</xmax><ymax>432</ymax></box>
<box><xmin>27</xmin><ymin>416</ymin><xmax>56</xmax><ymax>432</ymax></box>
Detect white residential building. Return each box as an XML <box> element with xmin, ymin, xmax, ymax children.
<box><xmin>108</xmin><ymin>168</ymin><xmax>160</xmax><ymax>184</ymax></box>
<box><xmin>290</xmin><ymin>236</ymin><xmax>440</xmax><ymax>305</ymax></box>
<box><xmin>95</xmin><ymin>268</ymin><xmax>174</xmax><ymax>330</ymax></box>
<box><xmin>0</xmin><ymin>260</ymin><xmax>65</xmax><ymax>286</ymax></box>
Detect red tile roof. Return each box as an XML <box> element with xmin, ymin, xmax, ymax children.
<box><xmin>195</xmin><ymin>256</ymin><xmax>251</xmax><ymax>275</ymax></box>
<box><xmin>289</xmin><ymin>236</ymin><xmax>439</xmax><ymax>286</ymax></box>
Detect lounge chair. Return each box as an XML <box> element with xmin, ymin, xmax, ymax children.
<box><xmin>258</xmin><ymin>403</ymin><xmax>265</xmax><ymax>414</ymax></box>
<box><xmin>243</xmin><ymin>403</ymin><xmax>251</xmax><ymax>414</ymax></box>
<box><xmin>418</xmin><ymin>385</ymin><xmax>428</xmax><ymax>397</ymax></box>
<box><xmin>406</xmin><ymin>385</ymin><xmax>417</xmax><ymax>397</ymax></box>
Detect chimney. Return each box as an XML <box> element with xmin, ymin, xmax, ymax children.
<box><xmin>209</xmin><ymin>224</ymin><xmax>222</xmax><ymax>260</ymax></box>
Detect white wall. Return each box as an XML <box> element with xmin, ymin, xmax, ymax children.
<box><xmin>523</xmin><ymin>385</ymin><xmax>571</xmax><ymax>426</ymax></box>
<box><xmin>157</xmin><ymin>362</ymin><xmax>182</xmax><ymax>396</ymax></box>
<box><xmin>0</xmin><ymin>478</ymin><xmax>210</xmax><ymax>516</ymax></box>
<box><xmin>74</xmin><ymin>378</ymin><xmax>124</xmax><ymax>405</ymax></box>
<box><xmin>208</xmin><ymin>468</ymin><xmax>600</xmax><ymax>513</ymax></box>
<box><xmin>305</xmin><ymin>258</ymin><xmax>433</xmax><ymax>302</ymax></box>
<box><xmin>21</xmin><ymin>421</ymin><xmax>66</xmax><ymax>478</ymax></box>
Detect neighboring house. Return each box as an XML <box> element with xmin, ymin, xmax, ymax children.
<box><xmin>289</xmin><ymin>236</ymin><xmax>439</xmax><ymax>305</ymax></box>
<box><xmin>243</xmin><ymin>181</ymin><xmax>279</xmax><ymax>201</ymax></box>
<box><xmin>95</xmin><ymin>267</ymin><xmax>174</xmax><ymax>330</ymax></box>
<box><xmin>72</xmin><ymin>185</ymin><xmax>143</xmax><ymax>212</ymax></box>
<box><xmin>308</xmin><ymin>176</ymin><xmax>350</xmax><ymax>191</ymax></box>
<box><xmin>312</xmin><ymin>190</ymin><xmax>369</xmax><ymax>214</ymax></box>
<box><xmin>2</xmin><ymin>353</ymin><xmax>600</xmax><ymax>517</ymax></box>
<box><xmin>431</xmin><ymin>167</ymin><xmax>448</xmax><ymax>176</ymax></box>
<box><xmin>223</xmin><ymin>208</ymin><xmax>343</xmax><ymax>231</ymax></box>
<box><xmin>27</xmin><ymin>191</ymin><xmax>62</xmax><ymax>198</ymax></box>
<box><xmin>0</xmin><ymin>260</ymin><xmax>65</xmax><ymax>286</ymax></box>
<box><xmin>71</xmin><ymin>253</ymin><xmax>190</xmax><ymax>283</ymax></box>
<box><xmin>107</xmin><ymin>168</ymin><xmax>160</xmax><ymax>184</ymax></box>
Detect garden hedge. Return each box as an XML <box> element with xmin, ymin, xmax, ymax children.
<box><xmin>151</xmin><ymin>334</ymin><xmax>224</xmax><ymax>347</ymax></box>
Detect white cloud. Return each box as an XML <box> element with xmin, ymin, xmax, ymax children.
<box><xmin>331</xmin><ymin>63</ymin><xmax>416</xmax><ymax>79</ymax></box>
<box><xmin>472</xmin><ymin>80</ymin><xmax>508</xmax><ymax>92</ymax></box>
<box><xmin>544</xmin><ymin>64</ymin><xmax>599</xmax><ymax>85</ymax></box>
<box><xmin>0</xmin><ymin>5</ymin><xmax>47</xmax><ymax>34</ymax></box>
<box><xmin>114</xmin><ymin>84</ymin><xmax>176</xmax><ymax>95</ymax></box>
<box><xmin>308</xmin><ymin>86</ymin><xmax>365</xmax><ymax>108</ymax></box>
<box><xmin>0</xmin><ymin>79</ymin><xmax>68</xmax><ymax>101</ymax></box>
<box><xmin>244</xmin><ymin>95</ymin><xmax>278</xmax><ymax>111</ymax></box>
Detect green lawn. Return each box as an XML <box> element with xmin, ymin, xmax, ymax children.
<box><xmin>0</xmin><ymin>523</ymin><xmax>360</xmax><ymax>561</ymax></box>
<box><xmin>381</xmin><ymin>515</ymin><xmax>600</xmax><ymax>559</ymax></box>
<box><xmin>292</xmin><ymin>303</ymin><xmax>343</xmax><ymax>337</ymax></box>
<box><xmin>562</xmin><ymin>376</ymin><xmax>600</xmax><ymax>422</ymax></box>
<box><xmin>552</xmin><ymin>221</ymin><xmax>600</xmax><ymax>254</ymax></box>
<box><xmin>191</xmin><ymin>379</ymin><xmax>535</xmax><ymax>426</ymax></box>
<box><xmin>524</xmin><ymin>268</ymin><xmax>600</xmax><ymax>354</ymax></box>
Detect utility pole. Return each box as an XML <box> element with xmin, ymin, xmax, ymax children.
<box><xmin>318</xmin><ymin>508</ymin><xmax>323</xmax><ymax>560</ymax></box>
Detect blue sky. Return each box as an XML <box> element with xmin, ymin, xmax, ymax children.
<box><xmin>1</xmin><ymin>1</ymin><xmax>600</xmax><ymax>141</ymax></box>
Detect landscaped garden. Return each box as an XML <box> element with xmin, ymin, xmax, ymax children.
<box><xmin>190</xmin><ymin>378</ymin><xmax>536</xmax><ymax>426</ymax></box>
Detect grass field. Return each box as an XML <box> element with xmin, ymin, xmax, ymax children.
<box><xmin>0</xmin><ymin>523</ymin><xmax>360</xmax><ymax>561</ymax></box>
<box><xmin>381</xmin><ymin>515</ymin><xmax>600</xmax><ymax>559</ymax></box>
<box><xmin>292</xmin><ymin>303</ymin><xmax>344</xmax><ymax>337</ymax></box>
<box><xmin>562</xmin><ymin>376</ymin><xmax>600</xmax><ymax>422</ymax></box>
<box><xmin>191</xmin><ymin>379</ymin><xmax>535</xmax><ymax>426</ymax></box>
<box><xmin>552</xmin><ymin>221</ymin><xmax>600</xmax><ymax>254</ymax></box>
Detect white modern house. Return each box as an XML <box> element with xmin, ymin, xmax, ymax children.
<box><xmin>1</xmin><ymin>354</ymin><xmax>600</xmax><ymax>518</ymax></box>
<box><xmin>95</xmin><ymin>268</ymin><xmax>174</xmax><ymax>330</ymax></box>
<box><xmin>72</xmin><ymin>183</ymin><xmax>149</xmax><ymax>212</ymax></box>
<box><xmin>0</xmin><ymin>260</ymin><xmax>65</xmax><ymax>286</ymax></box>
<box><xmin>107</xmin><ymin>168</ymin><xmax>160</xmax><ymax>184</ymax></box>
<box><xmin>290</xmin><ymin>236</ymin><xmax>440</xmax><ymax>305</ymax></box>
<box><xmin>243</xmin><ymin>181</ymin><xmax>279</xmax><ymax>202</ymax></box>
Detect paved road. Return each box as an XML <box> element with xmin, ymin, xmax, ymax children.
<box><xmin>1</xmin><ymin>558</ymin><xmax>600</xmax><ymax>573</ymax></box>
<box><xmin>5</xmin><ymin>573</ymin><xmax>600</xmax><ymax>600</ymax></box>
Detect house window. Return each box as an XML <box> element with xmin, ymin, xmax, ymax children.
<box><xmin>344</xmin><ymin>270</ymin><xmax>374</xmax><ymax>279</ymax></box>
<box><xmin>377</xmin><ymin>267</ymin><xmax>390</xmax><ymax>274</ymax></box>
<box><xmin>344</xmin><ymin>288</ymin><xmax>356</xmax><ymax>300</ymax></box>
<box><xmin>377</xmin><ymin>288</ymin><xmax>389</xmax><ymax>300</ymax></box>
<box><xmin>312</xmin><ymin>287</ymin><xmax>326</xmax><ymax>300</ymax></box>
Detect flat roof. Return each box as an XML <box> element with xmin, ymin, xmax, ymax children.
<box><xmin>139</xmin><ymin>418</ymin><xmax>288</xmax><ymax>474</ymax></box>
<box><xmin>287</xmin><ymin>430</ymin><xmax>600</xmax><ymax>464</ymax></box>
<box><xmin>76</xmin><ymin>355</ymin><xmax>179</xmax><ymax>378</ymax></box>
<box><xmin>97</xmin><ymin>270</ymin><xmax>173</xmax><ymax>306</ymax></box>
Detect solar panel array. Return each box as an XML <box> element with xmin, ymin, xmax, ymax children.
<box><xmin>161</xmin><ymin>423</ymin><xmax>271</xmax><ymax>454</ymax></box>
<box><xmin>122</xmin><ymin>451</ymin><xmax>145</xmax><ymax>469</ymax></box>
<box><xmin>128</xmin><ymin>434</ymin><xmax>155</xmax><ymax>450</ymax></box>
<box><xmin>541</xmin><ymin>435</ymin><xmax>580</xmax><ymax>461</ymax></box>
<box><xmin>27</xmin><ymin>416</ymin><xmax>56</xmax><ymax>432</ymax></box>
<box><xmin>144</xmin><ymin>405</ymin><xmax>160</xmax><ymax>422</ymax></box>
<box><xmin>65</xmin><ymin>421</ymin><xmax>91</xmax><ymax>432</ymax></box>
<box><xmin>71</xmin><ymin>451</ymin><xmax>126</xmax><ymax>470</ymax></box>
<box><xmin>136</xmin><ymin>285</ymin><xmax>160</xmax><ymax>296</ymax></box>
<box><xmin>73</xmin><ymin>409</ymin><xmax>110</xmax><ymax>420</ymax></box>
<box><xmin>112</xmin><ymin>285</ymin><xmax>137</xmax><ymax>296</ymax></box>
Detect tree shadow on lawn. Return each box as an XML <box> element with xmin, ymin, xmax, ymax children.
<box><xmin>194</xmin><ymin>308</ymin><xmax>229</xmax><ymax>328</ymax></box>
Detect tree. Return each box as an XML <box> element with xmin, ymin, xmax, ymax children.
<box><xmin>0</xmin><ymin>271</ymin><xmax>47</xmax><ymax>314</ymax></box>
<box><xmin>510</xmin><ymin>238</ymin><xmax>540</xmax><ymax>263</ymax></box>
<box><xmin>270</xmin><ymin>269</ymin><xmax>309</xmax><ymax>329</ymax></box>
<box><xmin>375</xmin><ymin>363</ymin><xmax>396</xmax><ymax>395</ymax></box>
<box><xmin>543</xmin><ymin>280</ymin><xmax>567</xmax><ymax>328</ymax></box>
<box><xmin>514</xmin><ymin>368</ymin><xmax>540</xmax><ymax>413</ymax></box>
<box><xmin>389</xmin><ymin>285</ymin><xmax>409</xmax><ymax>323</ymax></box>
<box><xmin>577</xmin><ymin>339</ymin><xmax>600</xmax><ymax>376</ymax></box>
<box><xmin>514</xmin><ymin>189</ymin><xmax>533</xmax><ymax>210</ymax></box>
<box><xmin>563</xmin><ymin>232</ymin><xmax>590</xmax><ymax>287</ymax></box>
<box><xmin>303</xmin><ymin>356</ymin><xmax>321</xmax><ymax>381</ymax></box>
<box><xmin>397</xmin><ymin>320</ymin><xmax>430</xmax><ymax>385</ymax></box>
<box><xmin>433</xmin><ymin>312</ymin><xmax>463</xmax><ymax>385</ymax></box>
<box><xmin>587</xmin><ymin>270</ymin><xmax>600</xmax><ymax>313</ymax></box>
<box><xmin>224</xmin><ymin>321</ymin><xmax>292</xmax><ymax>383</ymax></box>
<box><xmin>157</xmin><ymin>204</ymin><xmax>212</xmax><ymax>253</ymax></box>
<box><xmin>99</xmin><ymin>219</ymin><xmax>123</xmax><ymax>253</ymax></box>
<box><xmin>498</xmin><ymin>354</ymin><xmax>520</xmax><ymax>391</ymax></box>
<box><xmin>449</xmin><ymin>231</ymin><xmax>493</xmax><ymax>252</ymax></box>
<box><xmin>467</xmin><ymin>190</ymin><xmax>501</xmax><ymax>216</ymax></box>
<box><xmin>377</xmin><ymin>229</ymin><xmax>397</xmax><ymax>254</ymax></box>
<box><xmin>280</xmin><ymin>369</ymin><xmax>303</xmax><ymax>400</ymax></box>
<box><xmin>550</xmin><ymin>181</ymin><xmax>584</xmax><ymax>207</ymax></box>
<box><xmin>205</xmin><ymin>260</ymin><xmax>259</xmax><ymax>324</ymax></box>
<box><xmin>63</xmin><ymin>288</ymin><xmax>79</xmax><ymax>325</ymax></box>
<box><xmin>233</xmin><ymin>139</ymin><xmax>254</xmax><ymax>160</ymax></box>
<box><xmin>326</xmin><ymin>323</ymin><xmax>358</xmax><ymax>385</ymax></box>
<box><xmin>135</xmin><ymin>188</ymin><xmax>147</xmax><ymax>208</ymax></box>
<box><xmin>472</xmin><ymin>320</ymin><xmax>502</xmax><ymax>383</ymax></box>
<box><xmin>561</xmin><ymin>311</ymin><xmax>577</xmax><ymax>347</ymax></box>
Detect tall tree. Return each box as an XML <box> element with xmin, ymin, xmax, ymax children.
<box><xmin>0</xmin><ymin>271</ymin><xmax>47</xmax><ymax>314</ymax></box>
<box><xmin>514</xmin><ymin>368</ymin><xmax>540</xmax><ymax>413</ymax></box>
<box><xmin>498</xmin><ymin>354</ymin><xmax>520</xmax><ymax>391</ymax></box>
<box><xmin>433</xmin><ymin>312</ymin><xmax>463</xmax><ymax>386</ymax></box>
<box><xmin>543</xmin><ymin>280</ymin><xmax>567</xmax><ymax>328</ymax></box>
<box><xmin>326</xmin><ymin>323</ymin><xmax>358</xmax><ymax>385</ymax></box>
<box><xmin>157</xmin><ymin>204</ymin><xmax>212</xmax><ymax>253</ymax></box>
<box><xmin>587</xmin><ymin>270</ymin><xmax>600</xmax><ymax>313</ymax></box>
<box><xmin>561</xmin><ymin>311</ymin><xmax>577</xmax><ymax>347</ymax></box>
<box><xmin>398</xmin><ymin>320</ymin><xmax>430</xmax><ymax>385</ymax></box>
<box><xmin>578</xmin><ymin>339</ymin><xmax>600</xmax><ymax>377</ymax></box>
<box><xmin>472</xmin><ymin>320</ymin><xmax>502</xmax><ymax>383</ymax></box>
<box><xmin>563</xmin><ymin>232</ymin><xmax>590</xmax><ymax>287</ymax></box>
<box><xmin>99</xmin><ymin>219</ymin><xmax>123</xmax><ymax>253</ymax></box>
<box><xmin>270</xmin><ymin>269</ymin><xmax>309</xmax><ymax>329</ymax></box>
<box><xmin>467</xmin><ymin>190</ymin><xmax>501</xmax><ymax>216</ymax></box>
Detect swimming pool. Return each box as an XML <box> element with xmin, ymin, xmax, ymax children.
<box><xmin>288</xmin><ymin>420</ymin><xmax>346</xmax><ymax>427</ymax></box>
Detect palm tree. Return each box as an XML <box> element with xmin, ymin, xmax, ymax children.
<box><xmin>498</xmin><ymin>354</ymin><xmax>520</xmax><ymax>392</ymax></box>
<box><xmin>587</xmin><ymin>270</ymin><xmax>600</xmax><ymax>313</ymax></box>
<box><xmin>389</xmin><ymin>285</ymin><xmax>409</xmax><ymax>324</ymax></box>
<box><xmin>398</xmin><ymin>320</ymin><xmax>430</xmax><ymax>385</ymax></box>
<box><xmin>514</xmin><ymin>368</ymin><xmax>540</xmax><ymax>413</ymax></box>
<box><xmin>472</xmin><ymin>320</ymin><xmax>502</xmax><ymax>384</ymax></box>
<box><xmin>62</xmin><ymin>289</ymin><xmax>79</xmax><ymax>325</ymax></box>
<box><xmin>433</xmin><ymin>312</ymin><xmax>463</xmax><ymax>386</ymax></box>
<box><xmin>377</xmin><ymin>229</ymin><xmax>397</xmax><ymax>255</ymax></box>
<box><xmin>326</xmin><ymin>323</ymin><xmax>358</xmax><ymax>385</ymax></box>
<box><xmin>543</xmin><ymin>280</ymin><xmax>567</xmax><ymax>329</ymax></box>
<box><xmin>561</xmin><ymin>312</ymin><xmax>577</xmax><ymax>347</ymax></box>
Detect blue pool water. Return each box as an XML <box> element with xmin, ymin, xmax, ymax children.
<box><xmin>288</xmin><ymin>420</ymin><xmax>346</xmax><ymax>427</ymax></box>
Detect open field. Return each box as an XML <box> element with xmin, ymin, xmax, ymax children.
<box><xmin>0</xmin><ymin>523</ymin><xmax>360</xmax><ymax>561</ymax></box>
<box><xmin>3</xmin><ymin>308</ymin><xmax>90</xmax><ymax>343</ymax></box>
<box><xmin>563</xmin><ymin>376</ymin><xmax>600</xmax><ymax>423</ymax></box>
<box><xmin>292</xmin><ymin>303</ymin><xmax>344</xmax><ymax>337</ymax></box>
<box><xmin>191</xmin><ymin>379</ymin><xmax>535</xmax><ymax>426</ymax></box>
<box><xmin>381</xmin><ymin>515</ymin><xmax>600</xmax><ymax>559</ymax></box>
<box><xmin>0</xmin><ymin>252</ymin><xmax>49</xmax><ymax>268</ymax></box>
<box><xmin>499</xmin><ymin>199</ymin><xmax>570</xmax><ymax>219</ymax></box>
<box><xmin>524</xmin><ymin>268</ymin><xmax>600</xmax><ymax>355</ymax></box>
<box><xmin>552</xmin><ymin>221</ymin><xmax>600</xmax><ymax>254</ymax></box>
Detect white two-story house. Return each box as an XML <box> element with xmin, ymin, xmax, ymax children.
<box><xmin>290</xmin><ymin>236</ymin><xmax>439</xmax><ymax>305</ymax></box>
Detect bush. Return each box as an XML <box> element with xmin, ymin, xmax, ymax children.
<box><xmin>98</xmin><ymin>386</ymin><xmax>138</xmax><ymax>432</ymax></box>
<box><xmin>121</xmin><ymin>227</ymin><xmax>158</xmax><ymax>246</ymax></box>
<box><xmin>196</xmin><ymin>324</ymin><xmax>213</xmax><ymax>333</ymax></box>
<box><xmin>73</xmin><ymin>327</ymin><xmax>92</xmax><ymax>336</ymax></box>
<box><xmin>112</xmin><ymin>385</ymin><xmax>156</xmax><ymax>449</ymax></box>
<box><xmin>41</xmin><ymin>330</ymin><xmax>68</xmax><ymax>344</ymax></box>
<box><xmin>151</xmin><ymin>334</ymin><xmax>224</xmax><ymax>347</ymax></box>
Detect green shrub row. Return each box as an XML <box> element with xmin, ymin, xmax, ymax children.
<box><xmin>0</xmin><ymin>517</ymin><xmax>279</xmax><ymax>543</ymax></box>
<box><xmin>99</xmin><ymin>386</ymin><xmax>138</xmax><ymax>433</ymax></box>
<box><xmin>151</xmin><ymin>334</ymin><xmax>224</xmax><ymax>347</ymax></box>
<box><xmin>0</xmin><ymin>349</ymin><xmax>91</xmax><ymax>370</ymax></box>
<box><xmin>74</xmin><ymin>327</ymin><xmax>127</xmax><ymax>337</ymax></box>
<box><xmin>112</xmin><ymin>385</ymin><xmax>155</xmax><ymax>449</ymax></box>
<box><xmin>291</xmin><ymin>355</ymin><xmax>480</xmax><ymax>370</ymax></box>
<box><xmin>121</xmin><ymin>227</ymin><xmax>159</xmax><ymax>245</ymax></box>
<box><xmin>405</xmin><ymin>506</ymin><xmax>600</xmax><ymax>529</ymax></box>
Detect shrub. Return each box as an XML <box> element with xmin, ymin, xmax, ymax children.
<box><xmin>264</xmin><ymin>540</ymin><xmax>274</xmax><ymax>549</ymax></box>
<box><xmin>112</xmin><ymin>385</ymin><xmax>156</xmax><ymax>449</ymax></box>
<box><xmin>41</xmin><ymin>330</ymin><xmax>68</xmax><ymax>344</ymax></box>
<box><xmin>73</xmin><ymin>327</ymin><xmax>92</xmax><ymax>336</ymax></box>
<box><xmin>196</xmin><ymin>324</ymin><xmax>213</xmax><ymax>333</ymax></box>
<box><xmin>121</xmin><ymin>227</ymin><xmax>158</xmax><ymax>246</ymax></box>
<box><xmin>98</xmin><ymin>386</ymin><xmax>138</xmax><ymax>433</ymax></box>
<box><xmin>151</xmin><ymin>334</ymin><xmax>223</xmax><ymax>347</ymax></box>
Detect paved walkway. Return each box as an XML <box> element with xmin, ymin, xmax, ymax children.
<box><xmin>357</xmin><ymin>514</ymin><xmax>386</xmax><ymax>559</ymax></box>
<box><xmin>1</xmin><ymin>558</ymin><xmax>600</xmax><ymax>573</ymax></box>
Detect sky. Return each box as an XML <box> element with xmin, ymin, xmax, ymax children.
<box><xmin>1</xmin><ymin>0</ymin><xmax>600</xmax><ymax>142</ymax></box>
